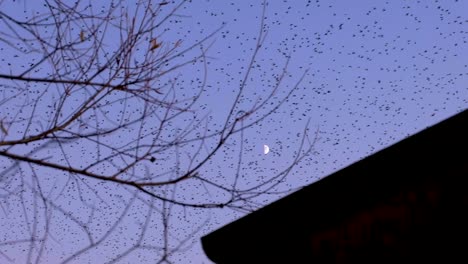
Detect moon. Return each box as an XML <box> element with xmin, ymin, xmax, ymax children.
<box><xmin>263</xmin><ymin>144</ymin><xmax>270</xmax><ymax>155</ymax></box>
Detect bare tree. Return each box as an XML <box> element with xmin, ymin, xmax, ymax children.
<box><xmin>0</xmin><ymin>0</ymin><xmax>316</xmax><ymax>263</ymax></box>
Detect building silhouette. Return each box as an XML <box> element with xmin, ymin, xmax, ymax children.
<box><xmin>202</xmin><ymin>109</ymin><xmax>468</xmax><ymax>263</ymax></box>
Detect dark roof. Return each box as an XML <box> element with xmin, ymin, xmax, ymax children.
<box><xmin>202</xmin><ymin>109</ymin><xmax>468</xmax><ymax>263</ymax></box>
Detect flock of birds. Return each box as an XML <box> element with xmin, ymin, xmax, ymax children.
<box><xmin>192</xmin><ymin>0</ymin><xmax>468</xmax><ymax>173</ymax></box>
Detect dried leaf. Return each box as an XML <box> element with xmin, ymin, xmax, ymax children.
<box><xmin>80</xmin><ymin>30</ymin><xmax>85</xmax><ymax>42</ymax></box>
<box><xmin>150</xmin><ymin>38</ymin><xmax>162</xmax><ymax>51</ymax></box>
<box><xmin>0</xmin><ymin>119</ymin><xmax>8</xmax><ymax>135</ymax></box>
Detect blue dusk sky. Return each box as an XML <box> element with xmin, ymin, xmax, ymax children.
<box><xmin>0</xmin><ymin>0</ymin><xmax>467</xmax><ymax>263</ymax></box>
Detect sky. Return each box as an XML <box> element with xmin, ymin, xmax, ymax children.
<box><xmin>0</xmin><ymin>0</ymin><xmax>467</xmax><ymax>263</ymax></box>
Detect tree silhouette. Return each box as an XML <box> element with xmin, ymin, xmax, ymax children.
<box><xmin>0</xmin><ymin>1</ymin><xmax>315</xmax><ymax>262</ymax></box>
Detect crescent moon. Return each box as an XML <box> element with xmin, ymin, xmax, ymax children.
<box><xmin>263</xmin><ymin>144</ymin><xmax>270</xmax><ymax>155</ymax></box>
